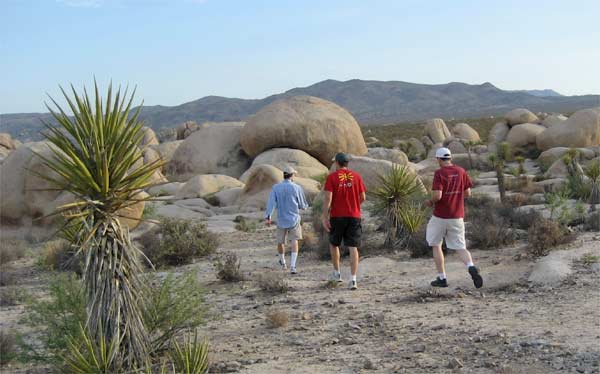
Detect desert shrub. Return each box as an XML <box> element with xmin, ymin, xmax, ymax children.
<box><xmin>583</xmin><ymin>211</ymin><xmax>600</xmax><ymax>232</ymax></box>
<box><xmin>141</xmin><ymin>218</ymin><xmax>219</xmax><ymax>268</ymax></box>
<box><xmin>0</xmin><ymin>239</ymin><xmax>27</xmax><ymax>265</ymax></box>
<box><xmin>0</xmin><ymin>267</ymin><xmax>17</xmax><ymax>287</ymax></box>
<box><xmin>528</xmin><ymin>219</ymin><xmax>575</xmax><ymax>257</ymax></box>
<box><xmin>466</xmin><ymin>196</ymin><xmax>518</xmax><ymax>249</ymax></box>
<box><xmin>301</xmin><ymin>227</ymin><xmax>331</xmax><ymax>260</ymax></box>
<box><xmin>142</xmin><ymin>203</ymin><xmax>158</xmax><ymax>219</ymax></box>
<box><xmin>204</xmin><ymin>193</ymin><xmax>220</xmax><ymax>207</ymax></box>
<box><xmin>566</xmin><ymin>174</ymin><xmax>591</xmax><ymax>201</ymax></box>
<box><xmin>234</xmin><ymin>216</ymin><xmax>258</xmax><ymax>232</ymax></box>
<box><xmin>62</xmin><ymin>324</ymin><xmax>121</xmax><ymax>374</ymax></box>
<box><xmin>545</xmin><ymin>190</ymin><xmax>576</xmax><ymax>225</ymax></box>
<box><xmin>0</xmin><ymin>287</ymin><xmax>24</xmax><ymax>307</ymax></box>
<box><xmin>584</xmin><ymin>160</ymin><xmax>600</xmax><ymax>205</ymax></box>
<box><xmin>256</xmin><ymin>272</ymin><xmax>289</xmax><ymax>293</ymax></box>
<box><xmin>21</xmin><ymin>273</ymin><xmax>86</xmax><ymax>363</ymax></box>
<box><xmin>497</xmin><ymin>207</ymin><xmax>542</xmax><ymax>231</ymax></box>
<box><xmin>407</xmin><ymin>225</ymin><xmax>432</xmax><ymax>258</ymax></box>
<box><xmin>143</xmin><ymin>272</ymin><xmax>207</xmax><ymax>353</ymax></box>
<box><xmin>0</xmin><ymin>330</ymin><xmax>17</xmax><ymax>365</ymax></box>
<box><xmin>214</xmin><ymin>252</ymin><xmax>245</xmax><ymax>282</ymax></box>
<box><xmin>169</xmin><ymin>332</ymin><xmax>209</xmax><ymax>374</ymax></box>
<box><xmin>41</xmin><ymin>239</ymin><xmax>83</xmax><ymax>275</ymax></box>
<box><xmin>265</xmin><ymin>310</ymin><xmax>289</xmax><ymax>328</ymax></box>
<box><xmin>311</xmin><ymin>172</ymin><xmax>328</xmax><ymax>186</ymax></box>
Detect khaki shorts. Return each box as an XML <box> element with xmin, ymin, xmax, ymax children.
<box><xmin>277</xmin><ymin>223</ymin><xmax>303</xmax><ymax>244</ymax></box>
<box><xmin>426</xmin><ymin>216</ymin><xmax>466</xmax><ymax>250</ymax></box>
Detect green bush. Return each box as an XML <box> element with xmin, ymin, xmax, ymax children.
<box><xmin>465</xmin><ymin>196</ymin><xmax>518</xmax><ymax>249</ymax></box>
<box><xmin>234</xmin><ymin>216</ymin><xmax>259</xmax><ymax>233</ymax></box>
<box><xmin>0</xmin><ymin>287</ymin><xmax>25</xmax><ymax>307</ymax></box>
<box><xmin>214</xmin><ymin>252</ymin><xmax>245</xmax><ymax>282</ymax></box>
<box><xmin>528</xmin><ymin>219</ymin><xmax>575</xmax><ymax>257</ymax></box>
<box><xmin>21</xmin><ymin>273</ymin><xmax>86</xmax><ymax>364</ymax></box>
<box><xmin>143</xmin><ymin>272</ymin><xmax>207</xmax><ymax>353</ymax></box>
<box><xmin>141</xmin><ymin>218</ymin><xmax>219</xmax><ymax>268</ymax></box>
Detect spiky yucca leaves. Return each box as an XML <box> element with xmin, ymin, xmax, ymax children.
<box><xmin>370</xmin><ymin>165</ymin><xmax>422</xmax><ymax>247</ymax></box>
<box><xmin>585</xmin><ymin>160</ymin><xmax>600</xmax><ymax>206</ymax></box>
<box><xmin>169</xmin><ymin>333</ymin><xmax>209</xmax><ymax>374</ymax></box>
<box><xmin>39</xmin><ymin>82</ymin><xmax>164</xmax><ymax>369</ymax></box>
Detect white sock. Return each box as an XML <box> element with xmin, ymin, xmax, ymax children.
<box><xmin>334</xmin><ymin>269</ymin><xmax>340</xmax><ymax>276</ymax></box>
<box><xmin>291</xmin><ymin>252</ymin><xmax>298</xmax><ymax>268</ymax></box>
<box><xmin>466</xmin><ymin>262</ymin><xmax>474</xmax><ymax>268</ymax></box>
<box><xmin>351</xmin><ymin>275</ymin><xmax>357</xmax><ymax>282</ymax></box>
<box><xmin>438</xmin><ymin>273</ymin><xmax>446</xmax><ymax>280</ymax></box>
<box><xmin>279</xmin><ymin>253</ymin><xmax>285</xmax><ymax>264</ymax></box>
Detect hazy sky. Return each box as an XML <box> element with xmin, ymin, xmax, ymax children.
<box><xmin>1</xmin><ymin>0</ymin><xmax>599</xmax><ymax>113</ymax></box>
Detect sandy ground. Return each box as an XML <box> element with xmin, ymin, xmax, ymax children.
<box><xmin>1</xmin><ymin>227</ymin><xmax>599</xmax><ymax>374</ymax></box>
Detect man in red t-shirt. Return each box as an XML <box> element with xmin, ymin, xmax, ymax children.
<box><xmin>322</xmin><ymin>153</ymin><xmax>366</xmax><ymax>290</ymax></box>
<box><xmin>424</xmin><ymin>147</ymin><xmax>483</xmax><ymax>289</ymax></box>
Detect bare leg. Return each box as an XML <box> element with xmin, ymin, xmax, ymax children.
<box><xmin>348</xmin><ymin>247</ymin><xmax>359</xmax><ymax>276</ymax></box>
<box><xmin>290</xmin><ymin>240</ymin><xmax>299</xmax><ymax>253</ymax></box>
<box><xmin>456</xmin><ymin>248</ymin><xmax>474</xmax><ymax>266</ymax></box>
<box><xmin>277</xmin><ymin>243</ymin><xmax>285</xmax><ymax>255</ymax></box>
<box><xmin>330</xmin><ymin>244</ymin><xmax>340</xmax><ymax>271</ymax></box>
<box><xmin>432</xmin><ymin>245</ymin><xmax>446</xmax><ymax>274</ymax></box>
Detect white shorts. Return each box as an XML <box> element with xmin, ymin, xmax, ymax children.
<box><xmin>426</xmin><ymin>216</ymin><xmax>466</xmax><ymax>250</ymax></box>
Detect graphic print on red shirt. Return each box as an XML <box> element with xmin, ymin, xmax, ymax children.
<box><xmin>432</xmin><ymin>165</ymin><xmax>473</xmax><ymax>219</ymax></box>
<box><xmin>324</xmin><ymin>169</ymin><xmax>366</xmax><ymax>218</ymax></box>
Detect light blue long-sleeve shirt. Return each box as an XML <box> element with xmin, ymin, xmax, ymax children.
<box><xmin>265</xmin><ymin>179</ymin><xmax>309</xmax><ymax>229</ymax></box>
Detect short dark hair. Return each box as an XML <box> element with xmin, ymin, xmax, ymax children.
<box><xmin>283</xmin><ymin>172</ymin><xmax>293</xmax><ymax>179</ymax></box>
<box><xmin>337</xmin><ymin>160</ymin><xmax>349</xmax><ymax>167</ymax></box>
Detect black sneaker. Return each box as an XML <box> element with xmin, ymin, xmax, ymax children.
<box><xmin>469</xmin><ymin>266</ymin><xmax>483</xmax><ymax>289</ymax></box>
<box><xmin>430</xmin><ymin>277</ymin><xmax>448</xmax><ymax>287</ymax></box>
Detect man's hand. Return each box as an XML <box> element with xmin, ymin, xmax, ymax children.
<box><xmin>322</xmin><ymin>216</ymin><xmax>331</xmax><ymax>232</ymax></box>
<box><xmin>265</xmin><ymin>218</ymin><xmax>271</xmax><ymax>227</ymax></box>
<box><xmin>423</xmin><ymin>199</ymin><xmax>433</xmax><ymax>208</ymax></box>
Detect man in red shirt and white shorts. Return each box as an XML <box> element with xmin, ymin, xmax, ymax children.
<box><xmin>424</xmin><ymin>147</ymin><xmax>483</xmax><ymax>288</ymax></box>
<box><xmin>322</xmin><ymin>153</ymin><xmax>366</xmax><ymax>290</ymax></box>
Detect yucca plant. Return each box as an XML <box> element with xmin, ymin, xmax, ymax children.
<box><xmin>463</xmin><ymin>140</ymin><xmax>482</xmax><ymax>170</ymax></box>
<box><xmin>38</xmin><ymin>82</ymin><xmax>164</xmax><ymax>369</ymax></box>
<box><xmin>169</xmin><ymin>333</ymin><xmax>209</xmax><ymax>374</ymax></box>
<box><xmin>488</xmin><ymin>153</ymin><xmax>506</xmax><ymax>203</ymax></box>
<box><xmin>370</xmin><ymin>165</ymin><xmax>422</xmax><ymax>247</ymax></box>
<box><xmin>585</xmin><ymin>160</ymin><xmax>600</xmax><ymax>207</ymax></box>
<box><xmin>515</xmin><ymin>156</ymin><xmax>525</xmax><ymax>176</ymax></box>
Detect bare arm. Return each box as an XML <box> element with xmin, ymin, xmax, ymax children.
<box><xmin>360</xmin><ymin>191</ymin><xmax>366</xmax><ymax>204</ymax></box>
<box><xmin>424</xmin><ymin>190</ymin><xmax>442</xmax><ymax>207</ymax></box>
<box><xmin>321</xmin><ymin>191</ymin><xmax>333</xmax><ymax>232</ymax></box>
<box><xmin>465</xmin><ymin>188</ymin><xmax>472</xmax><ymax>198</ymax></box>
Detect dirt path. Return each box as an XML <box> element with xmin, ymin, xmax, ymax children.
<box><xmin>1</xmin><ymin>229</ymin><xmax>598</xmax><ymax>373</ymax></box>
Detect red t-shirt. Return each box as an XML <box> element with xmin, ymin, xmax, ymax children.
<box><xmin>432</xmin><ymin>165</ymin><xmax>473</xmax><ymax>219</ymax></box>
<box><xmin>324</xmin><ymin>168</ymin><xmax>366</xmax><ymax>218</ymax></box>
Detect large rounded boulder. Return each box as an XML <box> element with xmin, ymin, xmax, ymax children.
<box><xmin>424</xmin><ymin>118</ymin><xmax>451</xmax><ymax>144</ymax></box>
<box><xmin>240</xmin><ymin>96</ymin><xmax>368</xmax><ymax>165</ymax></box>
<box><xmin>451</xmin><ymin>123</ymin><xmax>480</xmax><ymax>142</ymax></box>
<box><xmin>541</xmin><ymin>114</ymin><xmax>568</xmax><ymax>128</ymax></box>
<box><xmin>176</xmin><ymin>174</ymin><xmax>244</xmax><ymax>199</ymax></box>
<box><xmin>244</xmin><ymin>148</ymin><xmax>328</xmax><ymax>179</ymax></box>
<box><xmin>141</xmin><ymin>127</ymin><xmax>159</xmax><ymax>147</ymax></box>
<box><xmin>366</xmin><ymin>147</ymin><xmax>409</xmax><ymax>165</ymax></box>
<box><xmin>505</xmin><ymin>108</ymin><xmax>539</xmax><ymax>126</ymax></box>
<box><xmin>487</xmin><ymin>121</ymin><xmax>510</xmax><ymax>153</ymax></box>
<box><xmin>167</xmin><ymin>122</ymin><xmax>250</xmax><ymax>181</ymax></box>
<box><xmin>506</xmin><ymin>123</ymin><xmax>546</xmax><ymax>149</ymax></box>
<box><xmin>536</xmin><ymin>108</ymin><xmax>600</xmax><ymax>151</ymax></box>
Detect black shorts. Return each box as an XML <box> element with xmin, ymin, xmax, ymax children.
<box><xmin>329</xmin><ymin>217</ymin><xmax>362</xmax><ymax>248</ymax></box>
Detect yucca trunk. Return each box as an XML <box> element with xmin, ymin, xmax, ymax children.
<box><xmin>83</xmin><ymin>217</ymin><xmax>149</xmax><ymax>368</ymax></box>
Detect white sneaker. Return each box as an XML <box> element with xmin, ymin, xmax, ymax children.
<box><xmin>349</xmin><ymin>279</ymin><xmax>358</xmax><ymax>290</ymax></box>
<box><xmin>329</xmin><ymin>271</ymin><xmax>342</xmax><ymax>283</ymax></box>
<box><xmin>278</xmin><ymin>258</ymin><xmax>287</xmax><ymax>270</ymax></box>
<box><xmin>290</xmin><ymin>266</ymin><xmax>297</xmax><ymax>275</ymax></box>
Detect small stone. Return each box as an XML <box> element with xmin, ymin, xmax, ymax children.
<box><xmin>363</xmin><ymin>358</ymin><xmax>378</xmax><ymax>370</ymax></box>
<box><xmin>301</xmin><ymin>312</ymin><xmax>312</xmax><ymax>320</ymax></box>
<box><xmin>338</xmin><ymin>298</ymin><xmax>347</xmax><ymax>304</ymax></box>
<box><xmin>413</xmin><ymin>344</ymin><xmax>426</xmax><ymax>353</ymax></box>
<box><xmin>349</xmin><ymin>323</ymin><xmax>361</xmax><ymax>331</ymax></box>
<box><xmin>447</xmin><ymin>357</ymin><xmax>464</xmax><ymax>369</ymax></box>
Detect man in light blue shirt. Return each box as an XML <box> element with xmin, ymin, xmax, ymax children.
<box><xmin>265</xmin><ymin>166</ymin><xmax>309</xmax><ymax>274</ymax></box>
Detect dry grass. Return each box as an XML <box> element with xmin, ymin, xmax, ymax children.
<box><xmin>528</xmin><ymin>219</ymin><xmax>575</xmax><ymax>257</ymax></box>
<box><xmin>0</xmin><ymin>239</ymin><xmax>27</xmax><ymax>265</ymax></box>
<box><xmin>0</xmin><ymin>329</ymin><xmax>17</xmax><ymax>365</ymax></box>
<box><xmin>42</xmin><ymin>239</ymin><xmax>83</xmax><ymax>274</ymax></box>
<box><xmin>0</xmin><ymin>287</ymin><xmax>23</xmax><ymax>307</ymax></box>
<box><xmin>214</xmin><ymin>252</ymin><xmax>245</xmax><ymax>282</ymax></box>
<box><xmin>0</xmin><ymin>267</ymin><xmax>17</xmax><ymax>287</ymax></box>
<box><xmin>266</xmin><ymin>310</ymin><xmax>289</xmax><ymax>328</ymax></box>
<box><xmin>257</xmin><ymin>272</ymin><xmax>289</xmax><ymax>293</ymax></box>
<box><xmin>300</xmin><ymin>228</ymin><xmax>331</xmax><ymax>260</ymax></box>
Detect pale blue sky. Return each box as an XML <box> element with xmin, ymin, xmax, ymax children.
<box><xmin>1</xmin><ymin>0</ymin><xmax>599</xmax><ymax>113</ymax></box>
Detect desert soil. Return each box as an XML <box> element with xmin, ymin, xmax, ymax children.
<box><xmin>1</xmin><ymin>227</ymin><xmax>599</xmax><ymax>374</ymax></box>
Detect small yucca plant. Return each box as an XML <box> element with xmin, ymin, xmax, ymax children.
<box><xmin>370</xmin><ymin>165</ymin><xmax>422</xmax><ymax>247</ymax></box>
<box><xmin>585</xmin><ymin>160</ymin><xmax>600</xmax><ymax>206</ymax></box>
<box><xmin>169</xmin><ymin>333</ymin><xmax>209</xmax><ymax>374</ymax></box>
<box><xmin>38</xmin><ymin>82</ymin><xmax>164</xmax><ymax>369</ymax></box>
<box><xmin>488</xmin><ymin>153</ymin><xmax>506</xmax><ymax>203</ymax></box>
<box><xmin>463</xmin><ymin>140</ymin><xmax>482</xmax><ymax>170</ymax></box>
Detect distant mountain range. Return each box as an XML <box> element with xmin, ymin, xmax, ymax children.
<box><xmin>1</xmin><ymin>79</ymin><xmax>598</xmax><ymax>141</ymax></box>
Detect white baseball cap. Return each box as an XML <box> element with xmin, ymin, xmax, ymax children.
<box><xmin>283</xmin><ymin>166</ymin><xmax>298</xmax><ymax>175</ymax></box>
<box><xmin>435</xmin><ymin>147</ymin><xmax>452</xmax><ymax>159</ymax></box>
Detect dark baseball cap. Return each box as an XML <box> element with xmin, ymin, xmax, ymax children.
<box><xmin>332</xmin><ymin>152</ymin><xmax>350</xmax><ymax>163</ymax></box>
